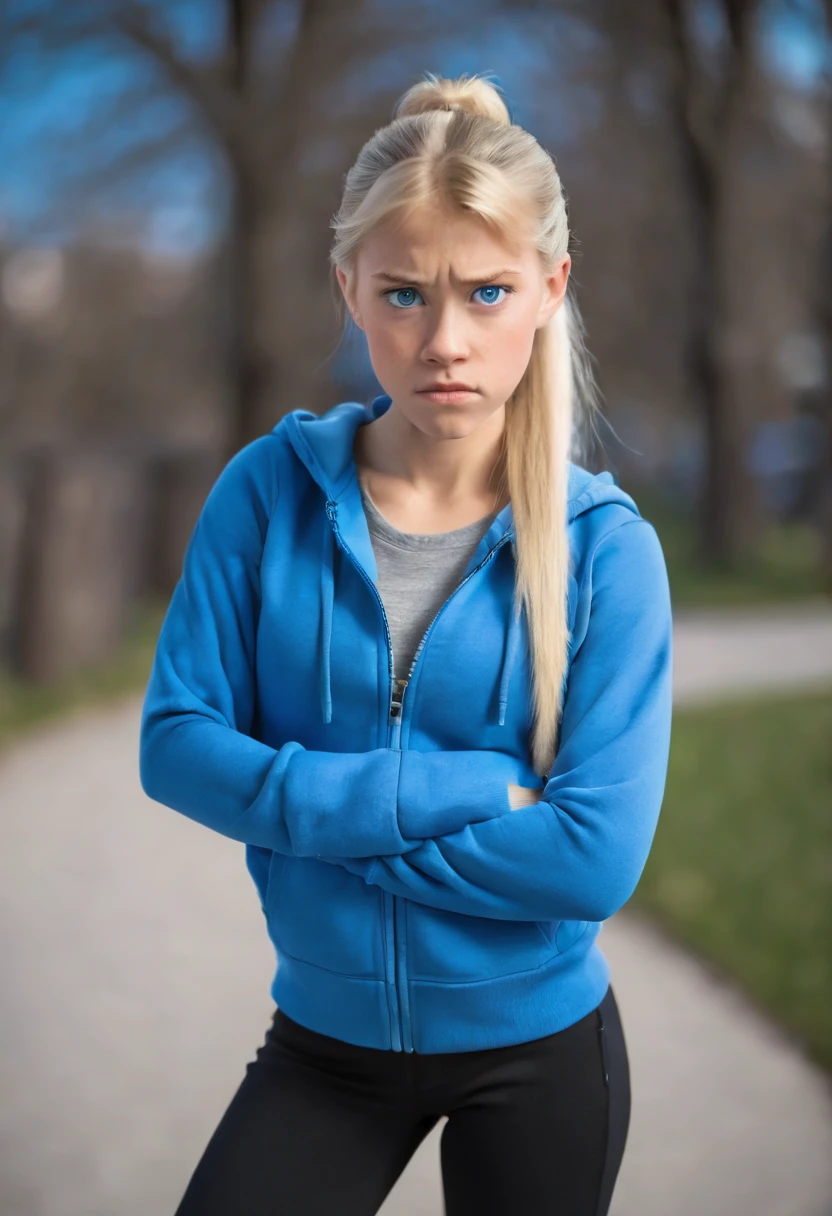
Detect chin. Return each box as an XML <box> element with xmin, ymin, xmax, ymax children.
<box><xmin>425</xmin><ymin>418</ymin><xmax>486</xmax><ymax>441</ymax></box>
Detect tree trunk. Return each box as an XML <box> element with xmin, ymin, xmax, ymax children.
<box><xmin>664</xmin><ymin>0</ymin><xmax>764</xmax><ymax>567</ymax></box>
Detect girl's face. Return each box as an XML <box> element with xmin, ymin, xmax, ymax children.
<box><xmin>336</xmin><ymin>202</ymin><xmax>570</xmax><ymax>441</ymax></box>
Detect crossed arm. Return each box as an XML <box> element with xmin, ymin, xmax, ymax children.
<box><xmin>315</xmin><ymin>518</ymin><xmax>674</xmax><ymax>926</ymax></box>
<box><xmin>139</xmin><ymin>435</ymin><xmax>672</xmax><ymax>928</ymax></box>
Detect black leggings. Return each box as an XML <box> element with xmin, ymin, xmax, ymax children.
<box><xmin>174</xmin><ymin>983</ymin><xmax>630</xmax><ymax>1215</ymax></box>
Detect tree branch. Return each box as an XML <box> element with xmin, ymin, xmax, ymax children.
<box><xmin>113</xmin><ymin>2</ymin><xmax>251</xmax><ymax>172</ymax></box>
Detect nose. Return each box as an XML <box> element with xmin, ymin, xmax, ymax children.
<box><xmin>420</xmin><ymin>301</ymin><xmax>471</xmax><ymax>366</ymax></box>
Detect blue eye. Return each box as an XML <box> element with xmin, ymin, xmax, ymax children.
<box><xmin>382</xmin><ymin>284</ymin><xmax>514</xmax><ymax>309</ymax></box>
<box><xmin>386</xmin><ymin>287</ymin><xmax>422</xmax><ymax>308</ymax></box>
<box><xmin>473</xmin><ymin>285</ymin><xmax>508</xmax><ymax>306</ymax></box>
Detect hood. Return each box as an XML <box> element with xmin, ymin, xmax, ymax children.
<box><xmin>276</xmin><ymin>393</ymin><xmax>640</xmax><ymax>728</ymax></box>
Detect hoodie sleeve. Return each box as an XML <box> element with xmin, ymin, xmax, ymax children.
<box><xmin>138</xmin><ymin>436</ymin><xmax>518</xmax><ymax>860</ymax></box>
<box><xmin>316</xmin><ymin>517</ymin><xmax>674</xmax><ymax>923</ymax></box>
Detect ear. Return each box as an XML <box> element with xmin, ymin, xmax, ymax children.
<box><xmin>335</xmin><ymin>266</ymin><xmax>363</xmax><ymax>330</ymax></box>
<box><xmin>536</xmin><ymin>254</ymin><xmax>571</xmax><ymax>329</ymax></box>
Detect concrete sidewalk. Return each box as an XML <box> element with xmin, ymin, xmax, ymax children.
<box><xmin>1</xmin><ymin>603</ymin><xmax>831</xmax><ymax>1216</ymax></box>
<box><xmin>670</xmin><ymin>596</ymin><xmax>832</xmax><ymax>705</ymax></box>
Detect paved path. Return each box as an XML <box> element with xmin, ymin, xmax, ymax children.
<box><xmin>1</xmin><ymin>602</ymin><xmax>831</xmax><ymax>1216</ymax></box>
<box><xmin>670</xmin><ymin>596</ymin><xmax>832</xmax><ymax>704</ymax></box>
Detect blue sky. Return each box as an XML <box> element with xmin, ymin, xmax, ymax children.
<box><xmin>0</xmin><ymin>0</ymin><xmax>828</xmax><ymax>255</ymax></box>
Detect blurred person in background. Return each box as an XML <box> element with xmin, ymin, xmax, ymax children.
<box><xmin>140</xmin><ymin>71</ymin><xmax>673</xmax><ymax>1215</ymax></box>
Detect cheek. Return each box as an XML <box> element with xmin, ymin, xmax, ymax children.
<box><xmin>489</xmin><ymin>320</ymin><xmax>536</xmax><ymax>372</ymax></box>
<box><xmin>365</xmin><ymin>319</ymin><xmax>415</xmax><ymax>366</ymax></box>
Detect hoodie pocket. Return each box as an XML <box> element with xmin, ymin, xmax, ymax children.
<box><xmin>407</xmin><ymin>907</ymin><xmax>556</xmax><ymax>982</ymax></box>
<box><xmin>553</xmin><ymin>919</ymin><xmax>590</xmax><ymax>954</ymax></box>
<box><xmin>268</xmin><ymin>854</ymin><xmax>386</xmax><ymax>979</ymax></box>
<box><xmin>535</xmin><ymin>918</ymin><xmax>589</xmax><ymax>954</ymax></box>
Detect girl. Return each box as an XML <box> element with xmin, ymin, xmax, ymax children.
<box><xmin>140</xmin><ymin>71</ymin><xmax>673</xmax><ymax>1216</ymax></box>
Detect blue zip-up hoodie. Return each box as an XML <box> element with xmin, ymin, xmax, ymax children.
<box><xmin>139</xmin><ymin>392</ymin><xmax>673</xmax><ymax>1053</ymax></box>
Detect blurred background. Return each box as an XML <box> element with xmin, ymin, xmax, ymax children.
<box><xmin>1</xmin><ymin>2</ymin><xmax>831</xmax><ymax>1214</ymax></box>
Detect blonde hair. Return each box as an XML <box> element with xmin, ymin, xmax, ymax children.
<box><xmin>328</xmin><ymin>71</ymin><xmax>603</xmax><ymax>778</ymax></box>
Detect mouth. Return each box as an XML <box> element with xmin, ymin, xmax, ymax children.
<box><xmin>418</xmin><ymin>381</ymin><xmax>471</xmax><ymax>391</ymax></box>
<box><xmin>417</xmin><ymin>384</ymin><xmax>476</xmax><ymax>395</ymax></box>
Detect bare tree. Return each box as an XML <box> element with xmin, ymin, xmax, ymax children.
<box><xmin>120</xmin><ymin>0</ymin><xmax>522</xmax><ymax>455</ymax></box>
<box><xmin>661</xmin><ymin>0</ymin><xmax>765</xmax><ymax>565</ymax></box>
<box><xmin>3</xmin><ymin>0</ymin><xmax>499</xmax><ymax>456</ymax></box>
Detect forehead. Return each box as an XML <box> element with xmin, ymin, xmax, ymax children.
<box><xmin>359</xmin><ymin>202</ymin><xmax>538</xmax><ymax>281</ymax></box>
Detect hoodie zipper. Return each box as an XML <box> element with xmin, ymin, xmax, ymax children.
<box><xmin>325</xmin><ymin>498</ymin><xmax>512</xmax><ymax>1051</ymax></box>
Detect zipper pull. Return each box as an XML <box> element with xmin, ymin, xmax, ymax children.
<box><xmin>390</xmin><ymin>678</ymin><xmax>408</xmax><ymax>720</ymax></box>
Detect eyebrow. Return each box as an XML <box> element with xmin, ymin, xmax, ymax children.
<box><xmin>371</xmin><ymin>269</ymin><xmax>523</xmax><ymax>286</ymax></box>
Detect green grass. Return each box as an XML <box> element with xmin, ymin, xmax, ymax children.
<box><xmin>634</xmin><ymin>485</ymin><xmax>830</xmax><ymax>607</ymax></box>
<box><xmin>630</xmin><ymin>685</ymin><xmax>832</xmax><ymax>1074</ymax></box>
<box><xmin>0</xmin><ymin>596</ymin><xmax>169</xmax><ymax>753</ymax></box>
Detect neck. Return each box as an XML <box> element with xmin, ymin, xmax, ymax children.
<box><xmin>354</xmin><ymin>400</ymin><xmax>508</xmax><ymax>513</ymax></box>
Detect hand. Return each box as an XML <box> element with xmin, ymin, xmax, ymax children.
<box><xmin>506</xmin><ymin>781</ymin><xmax>544</xmax><ymax>810</ymax></box>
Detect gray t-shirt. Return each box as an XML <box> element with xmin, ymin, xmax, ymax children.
<box><xmin>359</xmin><ymin>481</ymin><xmax>499</xmax><ymax>682</ymax></box>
